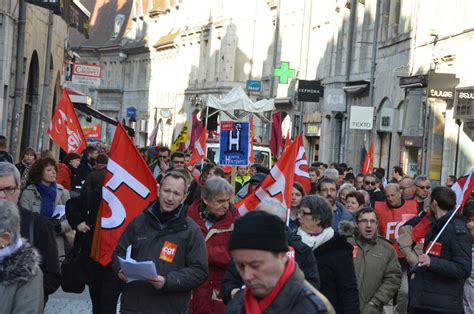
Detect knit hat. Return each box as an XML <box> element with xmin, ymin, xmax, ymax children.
<box><xmin>228</xmin><ymin>211</ymin><xmax>289</xmax><ymax>252</ymax></box>
<box><xmin>249</xmin><ymin>172</ymin><xmax>266</xmax><ymax>184</ymax></box>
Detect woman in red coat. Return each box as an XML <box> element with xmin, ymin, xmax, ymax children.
<box><xmin>187</xmin><ymin>177</ymin><xmax>238</xmax><ymax>314</ymax></box>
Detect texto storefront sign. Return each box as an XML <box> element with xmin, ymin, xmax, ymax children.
<box><xmin>72</xmin><ymin>63</ymin><xmax>102</xmax><ymax>86</ymax></box>
<box><xmin>349</xmin><ymin>106</ymin><xmax>374</xmax><ymax>130</ymax></box>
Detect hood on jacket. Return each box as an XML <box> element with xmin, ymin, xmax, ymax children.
<box><xmin>338</xmin><ymin>220</ymin><xmax>356</xmax><ymax>237</ymax></box>
<box><xmin>0</xmin><ymin>241</ymin><xmax>40</xmax><ymax>285</ymax></box>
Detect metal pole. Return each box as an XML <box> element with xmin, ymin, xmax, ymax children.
<box><xmin>269</xmin><ymin>0</ymin><xmax>281</xmax><ymax>98</ymax></box>
<box><xmin>10</xmin><ymin>0</ymin><xmax>27</xmax><ymax>158</ymax></box>
<box><xmin>387</xmin><ymin>131</ymin><xmax>392</xmax><ymax>175</ymax></box>
<box><xmin>454</xmin><ymin>119</ymin><xmax>461</xmax><ymax>176</ymax></box>
<box><xmin>37</xmin><ymin>11</ymin><xmax>54</xmax><ymax>151</ymax></box>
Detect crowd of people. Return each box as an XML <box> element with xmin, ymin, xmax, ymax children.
<box><xmin>0</xmin><ymin>137</ymin><xmax>472</xmax><ymax>313</ymax></box>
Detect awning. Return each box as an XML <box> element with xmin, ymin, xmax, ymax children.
<box><xmin>66</xmin><ymin>88</ymin><xmax>135</xmax><ymax>137</ymax></box>
<box><xmin>343</xmin><ymin>82</ymin><xmax>369</xmax><ymax>94</ymax></box>
<box><xmin>206</xmin><ymin>86</ymin><xmax>275</xmax><ymax>113</ymax></box>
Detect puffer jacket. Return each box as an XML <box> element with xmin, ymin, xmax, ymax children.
<box><xmin>112</xmin><ymin>200</ymin><xmax>209</xmax><ymax>314</ymax></box>
<box><xmin>0</xmin><ymin>241</ymin><xmax>44</xmax><ymax>313</ymax></box>
<box><xmin>409</xmin><ymin>211</ymin><xmax>472</xmax><ymax>313</ymax></box>
<box><xmin>225</xmin><ymin>264</ymin><xmax>334</xmax><ymax>314</ymax></box>
<box><xmin>20</xmin><ymin>184</ymin><xmax>72</xmax><ymax>259</ymax></box>
<box><xmin>187</xmin><ymin>201</ymin><xmax>238</xmax><ymax>314</ymax></box>
<box><xmin>340</xmin><ymin>221</ymin><xmax>402</xmax><ymax>314</ymax></box>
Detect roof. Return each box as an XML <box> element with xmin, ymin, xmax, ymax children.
<box><xmin>154</xmin><ymin>30</ymin><xmax>180</xmax><ymax>48</ymax></box>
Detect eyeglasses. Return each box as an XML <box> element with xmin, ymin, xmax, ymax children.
<box><xmin>358</xmin><ymin>219</ymin><xmax>377</xmax><ymax>225</ymax></box>
<box><xmin>0</xmin><ymin>187</ymin><xmax>18</xmax><ymax>195</ymax></box>
<box><xmin>298</xmin><ymin>209</ymin><xmax>312</xmax><ymax>216</ymax></box>
<box><xmin>415</xmin><ymin>185</ymin><xmax>430</xmax><ymax>190</ymax></box>
<box><xmin>364</xmin><ymin>181</ymin><xmax>377</xmax><ymax>186</ymax></box>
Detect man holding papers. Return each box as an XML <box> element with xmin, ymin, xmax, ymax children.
<box><xmin>113</xmin><ymin>171</ymin><xmax>209</xmax><ymax>313</ymax></box>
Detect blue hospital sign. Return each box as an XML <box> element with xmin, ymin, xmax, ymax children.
<box><xmin>219</xmin><ymin>121</ymin><xmax>250</xmax><ymax>166</ymax></box>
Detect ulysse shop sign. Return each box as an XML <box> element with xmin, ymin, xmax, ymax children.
<box><xmin>427</xmin><ymin>72</ymin><xmax>459</xmax><ymax>100</ymax></box>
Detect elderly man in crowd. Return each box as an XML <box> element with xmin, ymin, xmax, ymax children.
<box><xmin>225</xmin><ymin>211</ymin><xmax>333</xmax><ymax>313</ymax></box>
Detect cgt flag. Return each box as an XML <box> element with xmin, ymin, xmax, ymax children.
<box><xmin>362</xmin><ymin>138</ymin><xmax>375</xmax><ymax>174</ymax></box>
<box><xmin>294</xmin><ymin>135</ymin><xmax>311</xmax><ymax>193</ymax></box>
<box><xmin>91</xmin><ymin>123</ymin><xmax>157</xmax><ymax>266</ymax></box>
<box><xmin>48</xmin><ymin>89</ymin><xmax>87</xmax><ymax>153</ymax></box>
<box><xmin>452</xmin><ymin>168</ymin><xmax>474</xmax><ymax>211</ymax></box>
<box><xmin>236</xmin><ymin>136</ymin><xmax>299</xmax><ymax>215</ymax></box>
<box><xmin>187</xmin><ymin>125</ymin><xmax>207</xmax><ymax>168</ymax></box>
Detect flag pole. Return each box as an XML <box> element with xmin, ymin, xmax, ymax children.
<box><xmin>424</xmin><ymin>203</ymin><xmax>461</xmax><ymax>255</ymax></box>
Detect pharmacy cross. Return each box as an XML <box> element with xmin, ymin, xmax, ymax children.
<box><xmin>274</xmin><ymin>61</ymin><xmax>295</xmax><ymax>84</ymax></box>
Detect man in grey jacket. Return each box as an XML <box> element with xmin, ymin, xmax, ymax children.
<box><xmin>113</xmin><ymin>170</ymin><xmax>209</xmax><ymax>313</ymax></box>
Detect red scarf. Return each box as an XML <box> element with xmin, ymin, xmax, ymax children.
<box><xmin>244</xmin><ymin>258</ymin><xmax>296</xmax><ymax>314</ymax></box>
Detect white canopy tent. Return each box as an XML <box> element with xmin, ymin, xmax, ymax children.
<box><xmin>206</xmin><ymin>86</ymin><xmax>275</xmax><ymax>113</ymax></box>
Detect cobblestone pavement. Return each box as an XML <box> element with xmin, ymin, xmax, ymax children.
<box><xmin>44</xmin><ymin>288</ymin><xmax>92</xmax><ymax>314</ymax></box>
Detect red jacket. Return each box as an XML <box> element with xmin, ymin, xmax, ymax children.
<box><xmin>57</xmin><ymin>163</ymin><xmax>72</xmax><ymax>190</ymax></box>
<box><xmin>187</xmin><ymin>201</ymin><xmax>239</xmax><ymax>314</ymax></box>
<box><xmin>375</xmin><ymin>199</ymin><xmax>418</xmax><ymax>258</ymax></box>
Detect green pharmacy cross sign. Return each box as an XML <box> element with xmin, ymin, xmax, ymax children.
<box><xmin>274</xmin><ymin>61</ymin><xmax>295</xmax><ymax>84</ymax></box>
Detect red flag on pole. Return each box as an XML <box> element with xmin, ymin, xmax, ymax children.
<box><xmin>236</xmin><ymin>136</ymin><xmax>299</xmax><ymax>215</ymax></box>
<box><xmin>451</xmin><ymin>168</ymin><xmax>474</xmax><ymax>211</ymax></box>
<box><xmin>270</xmin><ymin>112</ymin><xmax>283</xmax><ymax>157</ymax></box>
<box><xmin>284</xmin><ymin>130</ymin><xmax>291</xmax><ymax>152</ymax></box>
<box><xmin>362</xmin><ymin>138</ymin><xmax>375</xmax><ymax>174</ymax></box>
<box><xmin>294</xmin><ymin>135</ymin><xmax>311</xmax><ymax>193</ymax></box>
<box><xmin>187</xmin><ymin>125</ymin><xmax>207</xmax><ymax>168</ymax></box>
<box><xmin>91</xmin><ymin>123</ymin><xmax>158</xmax><ymax>266</ymax></box>
<box><xmin>48</xmin><ymin>89</ymin><xmax>87</xmax><ymax>153</ymax></box>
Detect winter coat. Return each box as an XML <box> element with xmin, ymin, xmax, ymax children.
<box><xmin>112</xmin><ymin>200</ymin><xmax>209</xmax><ymax>314</ymax></box>
<box><xmin>409</xmin><ymin>211</ymin><xmax>472</xmax><ymax>313</ymax></box>
<box><xmin>75</xmin><ymin>157</ymin><xmax>95</xmax><ymax>188</ymax></box>
<box><xmin>340</xmin><ymin>221</ymin><xmax>402</xmax><ymax>314</ymax></box>
<box><xmin>332</xmin><ymin>202</ymin><xmax>354</xmax><ymax>231</ymax></box>
<box><xmin>20</xmin><ymin>184</ymin><xmax>72</xmax><ymax>258</ymax></box>
<box><xmin>187</xmin><ymin>201</ymin><xmax>238</xmax><ymax>314</ymax></box>
<box><xmin>57</xmin><ymin>162</ymin><xmax>74</xmax><ymax>190</ymax></box>
<box><xmin>313</xmin><ymin>233</ymin><xmax>360</xmax><ymax>314</ymax></box>
<box><xmin>221</xmin><ymin>227</ymin><xmax>321</xmax><ymax>305</ymax></box>
<box><xmin>225</xmin><ymin>264</ymin><xmax>334</xmax><ymax>314</ymax></box>
<box><xmin>0</xmin><ymin>241</ymin><xmax>44</xmax><ymax>313</ymax></box>
<box><xmin>0</xmin><ymin>150</ymin><xmax>13</xmax><ymax>163</ymax></box>
<box><xmin>20</xmin><ymin>207</ymin><xmax>61</xmax><ymax>298</ymax></box>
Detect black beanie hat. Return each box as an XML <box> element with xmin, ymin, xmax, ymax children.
<box><xmin>228</xmin><ymin>211</ymin><xmax>289</xmax><ymax>252</ymax></box>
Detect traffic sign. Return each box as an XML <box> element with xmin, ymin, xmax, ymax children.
<box><xmin>246</xmin><ymin>80</ymin><xmax>262</xmax><ymax>92</ymax></box>
<box><xmin>219</xmin><ymin>121</ymin><xmax>250</xmax><ymax>166</ymax></box>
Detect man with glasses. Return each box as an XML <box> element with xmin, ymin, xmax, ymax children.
<box><xmin>317</xmin><ymin>178</ymin><xmax>353</xmax><ymax>230</ymax></box>
<box><xmin>0</xmin><ymin>162</ymin><xmax>60</xmax><ymax>304</ymax></box>
<box><xmin>363</xmin><ymin>174</ymin><xmax>385</xmax><ymax>206</ymax></box>
<box><xmin>374</xmin><ymin>183</ymin><xmax>418</xmax><ymax>314</ymax></box>
<box><xmin>414</xmin><ymin>175</ymin><xmax>431</xmax><ymax>213</ymax></box>
<box><xmin>151</xmin><ymin>146</ymin><xmax>170</xmax><ymax>178</ymax></box>
<box><xmin>342</xmin><ymin>208</ymin><xmax>401</xmax><ymax>313</ymax></box>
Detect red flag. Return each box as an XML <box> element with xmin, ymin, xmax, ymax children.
<box><xmin>189</xmin><ymin>112</ymin><xmax>202</xmax><ymax>151</ymax></box>
<box><xmin>270</xmin><ymin>112</ymin><xmax>283</xmax><ymax>157</ymax></box>
<box><xmin>411</xmin><ymin>212</ymin><xmax>432</xmax><ymax>243</ymax></box>
<box><xmin>91</xmin><ymin>123</ymin><xmax>157</xmax><ymax>266</ymax></box>
<box><xmin>362</xmin><ymin>139</ymin><xmax>375</xmax><ymax>174</ymax></box>
<box><xmin>188</xmin><ymin>125</ymin><xmax>207</xmax><ymax>168</ymax></box>
<box><xmin>236</xmin><ymin>136</ymin><xmax>299</xmax><ymax>215</ymax></box>
<box><xmin>48</xmin><ymin>89</ymin><xmax>87</xmax><ymax>153</ymax></box>
<box><xmin>452</xmin><ymin>168</ymin><xmax>474</xmax><ymax>212</ymax></box>
<box><xmin>294</xmin><ymin>135</ymin><xmax>311</xmax><ymax>193</ymax></box>
<box><xmin>284</xmin><ymin>130</ymin><xmax>291</xmax><ymax>151</ymax></box>
<box><xmin>249</xmin><ymin>115</ymin><xmax>255</xmax><ymax>163</ymax></box>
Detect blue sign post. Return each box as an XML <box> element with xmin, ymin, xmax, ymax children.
<box><xmin>246</xmin><ymin>80</ymin><xmax>262</xmax><ymax>92</ymax></box>
<box><xmin>219</xmin><ymin>121</ymin><xmax>250</xmax><ymax>166</ymax></box>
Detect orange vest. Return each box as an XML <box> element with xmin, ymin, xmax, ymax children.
<box><xmin>375</xmin><ymin>200</ymin><xmax>418</xmax><ymax>258</ymax></box>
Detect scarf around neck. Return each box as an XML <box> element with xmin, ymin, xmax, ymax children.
<box><xmin>35</xmin><ymin>182</ymin><xmax>57</xmax><ymax>217</ymax></box>
<box><xmin>297</xmin><ymin>227</ymin><xmax>335</xmax><ymax>250</ymax></box>
<box><xmin>0</xmin><ymin>239</ymin><xmax>23</xmax><ymax>262</ymax></box>
<box><xmin>244</xmin><ymin>257</ymin><xmax>296</xmax><ymax>314</ymax></box>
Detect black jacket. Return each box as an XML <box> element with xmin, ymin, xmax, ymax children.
<box><xmin>408</xmin><ymin>210</ymin><xmax>472</xmax><ymax>313</ymax></box>
<box><xmin>19</xmin><ymin>207</ymin><xmax>61</xmax><ymax>298</ymax></box>
<box><xmin>313</xmin><ymin>233</ymin><xmax>360</xmax><ymax>314</ymax></box>
<box><xmin>225</xmin><ymin>264</ymin><xmax>333</xmax><ymax>314</ymax></box>
<box><xmin>221</xmin><ymin>228</ymin><xmax>320</xmax><ymax>305</ymax></box>
<box><xmin>112</xmin><ymin>201</ymin><xmax>209</xmax><ymax>314</ymax></box>
<box><xmin>75</xmin><ymin>157</ymin><xmax>94</xmax><ymax>189</ymax></box>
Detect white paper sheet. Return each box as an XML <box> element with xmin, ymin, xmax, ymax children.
<box><xmin>118</xmin><ymin>245</ymin><xmax>158</xmax><ymax>283</ymax></box>
<box><xmin>53</xmin><ymin>205</ymin><xmax>66</xmax><ymax>218</ymax></box>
